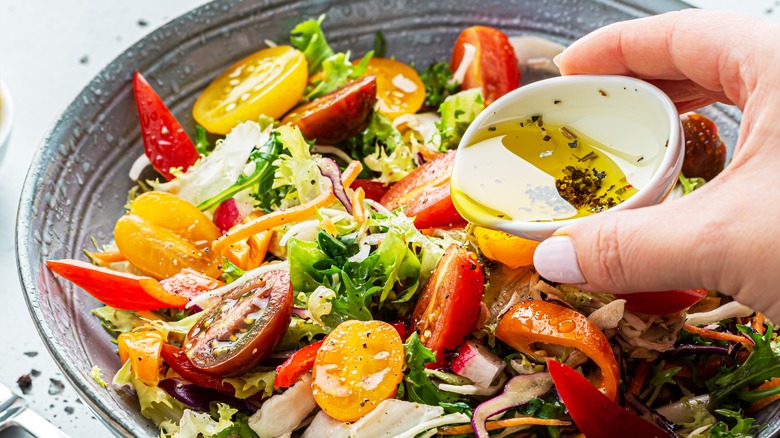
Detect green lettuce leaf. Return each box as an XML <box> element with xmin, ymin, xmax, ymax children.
<box><xmin>402</xmin><ymin>333</ymin><xmax>463</xmax><ymax>406</ymax></box>
<box><xmin>113</xmin><ymin>360</ymin><xmax>186</xmax><ymax>428</ymax></box>
<box><xmin>221</xmin><ymin>259</ymin><xmax>246</xmax><ymax>284</ymax></box>
<box><xmin>222</xmin><ymin>369</ymin><xmax>276</xmax><ymax>399</ymax></box>
<box><xmin>212</xmin><ymin>413</ymin><xmax>259</xmax><ymax>438</ymax></box>
<box><xmin>92</xmin><ymin>306</ymin><xmax>143</xmax><ymax>334</ymax></box>
<box><xmin>290</xmin><ymin>15</ymin><xmax>334</xmax><ymax>74</ymax></box>
<box><xmin>710</xmin><ymin>325</ymin><xmax>780</xmax><ymax>401</ymax></box>
<box><xmin>364</xmin><ymin>144</ymin><xmax>416</xmax><ymax>184</ymax></box>
<box><xmin>277</xmin><ymin>316</ymin><xmax>330</xmax><ymax>350</ymax></box>
<box><xmin>436</xmin><ymin>88</ymin><xmax>485</xmax><ymax>150</ymax></box>
<box><xmin>169</xmin><ymin>403</ymin><xmax>237</xmax><ymax>438</ymax></box>
<box><xmin>273</xmin><ymin>125</ymin><xmax>322</xmax><ymax>208</ymax></box>
<box><xmin>305</xmin><ymin>51</ymin><xmax>373</xmax><ymax>100</ymax></box>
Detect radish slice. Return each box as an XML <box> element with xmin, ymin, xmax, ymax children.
<box><xmin>471</xmin><ymin>372</ymin><xmax>553</xmax><ymax>438</ymax></box>
<box><xmin>213</xmin><ymin>198</ymin><xmax>252</xmax><ymax>233</ymax></box>
<box><xmin>451</xmin><ymin>341</ymin><xmax>506</xmax><ymax>387</ymax></box>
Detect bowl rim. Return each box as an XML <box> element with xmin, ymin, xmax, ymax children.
<box><xmin>0</xmin><ymin>78</ymin><xmax>14</xmax><ymax>151</ymax></box>
<box><xmin>454</xmin><ymin>74</ymin><xmax>683</xmax><ymax>240</ymax></box>
<box><xmin>13</xmin><ymin>0</ymin><xmax>705</xmax><ymax>436</ymax></box>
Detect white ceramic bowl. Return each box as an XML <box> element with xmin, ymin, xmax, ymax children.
<box><xmin>452</xmin><ymin>75</ymin><xmax>683</xmax><ymax>241</ymax></box>
<box><xmin>0</xmin><ymin>79</ymin><xmax>13</xmax><ymax>154</ymax></box>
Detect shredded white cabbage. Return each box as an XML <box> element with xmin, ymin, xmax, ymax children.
<box><xmin>685</xmin><ymin>301</ymin><xmax>753</xmax><ymax>326</ymax></box>
<box><xmin>248</xmin><ymin>373</ymin><xmax>317</xmax><ymax>438</ymax></box>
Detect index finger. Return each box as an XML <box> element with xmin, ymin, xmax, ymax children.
<box><xmin>556</xmin><ymin>9</ymin><xmax>775</xmax><ymax>109</ymax></box>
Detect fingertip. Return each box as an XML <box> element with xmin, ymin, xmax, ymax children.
<box><xmin>533</xmin><ymin>235</ymin><xmax>587</xmax><ymax>284</ymax></box>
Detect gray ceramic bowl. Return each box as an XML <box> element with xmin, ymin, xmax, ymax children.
<box><xmin>16</xmin><ymin>0</ymin><xmax>767</xmax><ymax>436</ymax></box>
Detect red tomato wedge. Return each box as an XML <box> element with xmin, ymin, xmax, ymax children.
<box><xmin>547</xmin><ymin>360</ymin><xmax>673</xmax><ymax>438</ymax></box>
<box><xmin>352</xmin><ymin>179</ymin><xmax>390</xmax><ymax>202</ymax></box>
<box><xmin>380</xmin><ymin>151</ymin><xmax>465</xmax><ymax>229</ymax></box>
<box><xmin>46</xmin><ymin>259</ymin><xmax>187</xmax><ymax>310</ymax></box>
<box><xmin>622</xmin><ymin>289</ymin><xmax>708</xmax><ymax>315</ymax></box>
<box><xmin>133</xmin><ymin>71</ymin><xmax>200</xmax><ymax>181</ymax></box>
<box><xmin>274</xmin><ymin>340</ymin><xmax>324</xmax><ymax>389</ymax></box>
<box><xmin>411</xmin><ymin>244</ymin><xmax>484</xmax><ymax>365</ymax></box>
<box><xmin>450</xmin><ymin>26</ymin><xmax>520</xmax><ymax>106</ymax></box>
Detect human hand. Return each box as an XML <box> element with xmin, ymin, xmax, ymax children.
<box><xmin>532</xmin><ymin>9</ymin><xmax>780</xmax><ymax>320</ymax></box>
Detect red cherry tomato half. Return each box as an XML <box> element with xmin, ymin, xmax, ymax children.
<box><xmin>450</xmin><ymin>26</ymin><xmax>521</xmax><ymax>106</ymax></box>
<box><xmin>380</xmin><ymin>151</ymin><xmax>465</xmax><ymax>229</ymax></box>
<box><xmin>411</xmin><ymin>244</ymin><xmax>484</xmax><ymax>365</ymax></box>
<box><xmin>351</xmin><ymin>179</ymin><xmax>390</xmax><ymax>202</ymax></box>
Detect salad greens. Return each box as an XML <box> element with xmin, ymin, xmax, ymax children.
<box><xmin>58</xmin><ymin>12</ymin><xmax>775</xmax><ymax>438</ymax></box>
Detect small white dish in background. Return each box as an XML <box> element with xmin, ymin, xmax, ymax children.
<box><xmin>0</xmin><ymin>78</ymin><xmax>14</xmax><ymax>155</ymax></box>
<box><xmin>451</xmin><ymin>75</ymin><xmax>684</xmax><ymax>241</ymax></box>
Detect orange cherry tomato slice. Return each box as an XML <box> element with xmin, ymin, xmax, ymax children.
<box><xmin>312</xmin><ymin>320</ymin><xmax>404</xmax><ymax>422</ymax></box>
<box><xmin>471</xmin><ymin>226</ymin><xmax>539</xmax><ymax>269</ymax></box>
<box><xmin>358</xmin><ymin>57</ymin><xmax>425</xmax><ymax>120</ymax></box>
<box><xmin>118</xmin><ymin>330</ymin><xmax>165</xmax><ymax>385</ymax></box>
<box><xmin>114</xmin><ymin>214</ymin><xmax>221</xmax><ymax>280</ymax></box>
<box><xmin>193</xmin><ymin>46</ymin><xmax>308</xmax><ymax>134</ymax></box>
<box><xmin>129</xmin><ymin>191</ymin><xmax>221</xmax><ymax>244</ymax></box>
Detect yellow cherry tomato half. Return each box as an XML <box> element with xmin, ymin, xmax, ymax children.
<box><xmin>358</xmin><ymin>57</ymin><xmax>425</xmax><ymax>120</ymax></box>
<box><xmin>117</xmin><ymin>330</ymin><xmax>164</xmax><ymax>385</ymax></box>
<box><xmin>312</xmin><ymin>320</ymin><xmax>404</xmax><ymax>422</ymax></box>
<box><xmin>114</xmin><ymin>214</ymin><xmax>221</xmax><ymax>280</ymax></box>
<box><xmin>129</xmin><ymin>191</ymin><xmax>221</xmax><ymax>245</ymax></box>
<box><xmin>472</xmin><ymin>226</ymin><xmax>539</xmax><ymax>269</ymax></box>
<box><xmin>193</xmin><ymin>46</ymin><xmax>308</xmax><ymax>134</ymax></box>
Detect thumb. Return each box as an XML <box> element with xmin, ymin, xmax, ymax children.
<box><xmin>532</xmin><ymin>188</ymin><xmax>727</xmax><ymax>293</ymax></box>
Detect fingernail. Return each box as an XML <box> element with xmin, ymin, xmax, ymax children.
<box><xmin>552</xmin><ymin>53</ymin><xmax>562</xmax><ymax>68</ymax></box>
<box><xmin>533</xmin><ymin>236</ymin><xmax>586</xmax><ymax>284</ymax></box>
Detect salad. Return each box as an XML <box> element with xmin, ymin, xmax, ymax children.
<box><xmin>46</xmin><ymin>15</ymin><xmax>776</xmax><ymax>438</ymax></box>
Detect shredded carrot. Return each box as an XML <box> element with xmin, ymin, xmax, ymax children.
<box><xmin>748</xmin><ymin>377</ymin><xmax>780</xmax><ymax>413</ymax></box>
<box><xmin>628</xmin><ymin>361</ymin><xmax>651</xmax><ymax>395</ymax></box>
<box><xmin>753</xmin><ymin>312</ymin><xmax>766</xmax><ymax>335</ymax></box>
<box><xmin>352</xmin><ymin>187</ymin><xmax>367</xmax><ymax>223</ymax></box>
<box><xmin>212</xmin><ymin>161</ymin><xmax>362</xmax><ymax>253</ymax></box>
<box><xmin>85</xmin><ymin>250</ymin><xmax>126</xmax><ymax>265</ymax></box>
<box><xmin>418</xmin><ymin>145</ymin><xmax>445</xmax><ymax>162</ymax></box>
<box><xmin>439</xmin><ymin>417</ymin><xmax>571</xmax><ymax>435</ymax></box>
<box><xmin>683</xmin><ymin>324</ymin><xmax>754</xmax><ymax>346</ymax></box>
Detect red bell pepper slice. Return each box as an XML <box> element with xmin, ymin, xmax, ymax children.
<box><xmin>547</xmin><ymin>360</ymin><xmax>673</xmax><ymax>438</ymax></box>
<box><xmin>622</xmin><ymin>289</ymin><xmax>707</xmax><ymax>315</ymax></box>
<box><xmin>133</xmin><ymin>71</ymin><xmax>200</xmax><ymax>181</ymax></box>
<box><xmin>274</xmin><ymin>340</ymin><xmax>324</xmax><ymax>389</ymax></box>
<box><xmin>160</xmin><ymin>343</ymin><xmax>236</xmax><ymax>394</ymax></box>
<box><xmin>46</xmin><ymin>259</ymin><xmax>187</xmax><ymax>310</ymax></box>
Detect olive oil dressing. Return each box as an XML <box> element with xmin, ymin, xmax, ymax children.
<box><xmin>452</xmin><ymin>116</ymin><xmax>652</xmax><ymax>225</ymax></box>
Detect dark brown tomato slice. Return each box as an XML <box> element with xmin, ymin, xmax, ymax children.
<box><xmin>681</xmin><ymin>112</ymin><xmax>727</xmax><ymax>181</ymax></box>
<box><xmin>183</xmin><ymin>270</ymin><xmax>293</xmax><ymax>376</ymax></box>
<box><xmin>281</xmin><ymin>75</ymin><xmax>377</xmax><ymax>144</ymax></box>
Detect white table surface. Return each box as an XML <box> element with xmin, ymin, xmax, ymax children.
<box><xmin>0</xmin><ymin>0</ymin><xmax>777</xmax><ymax>437</ymax></box>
